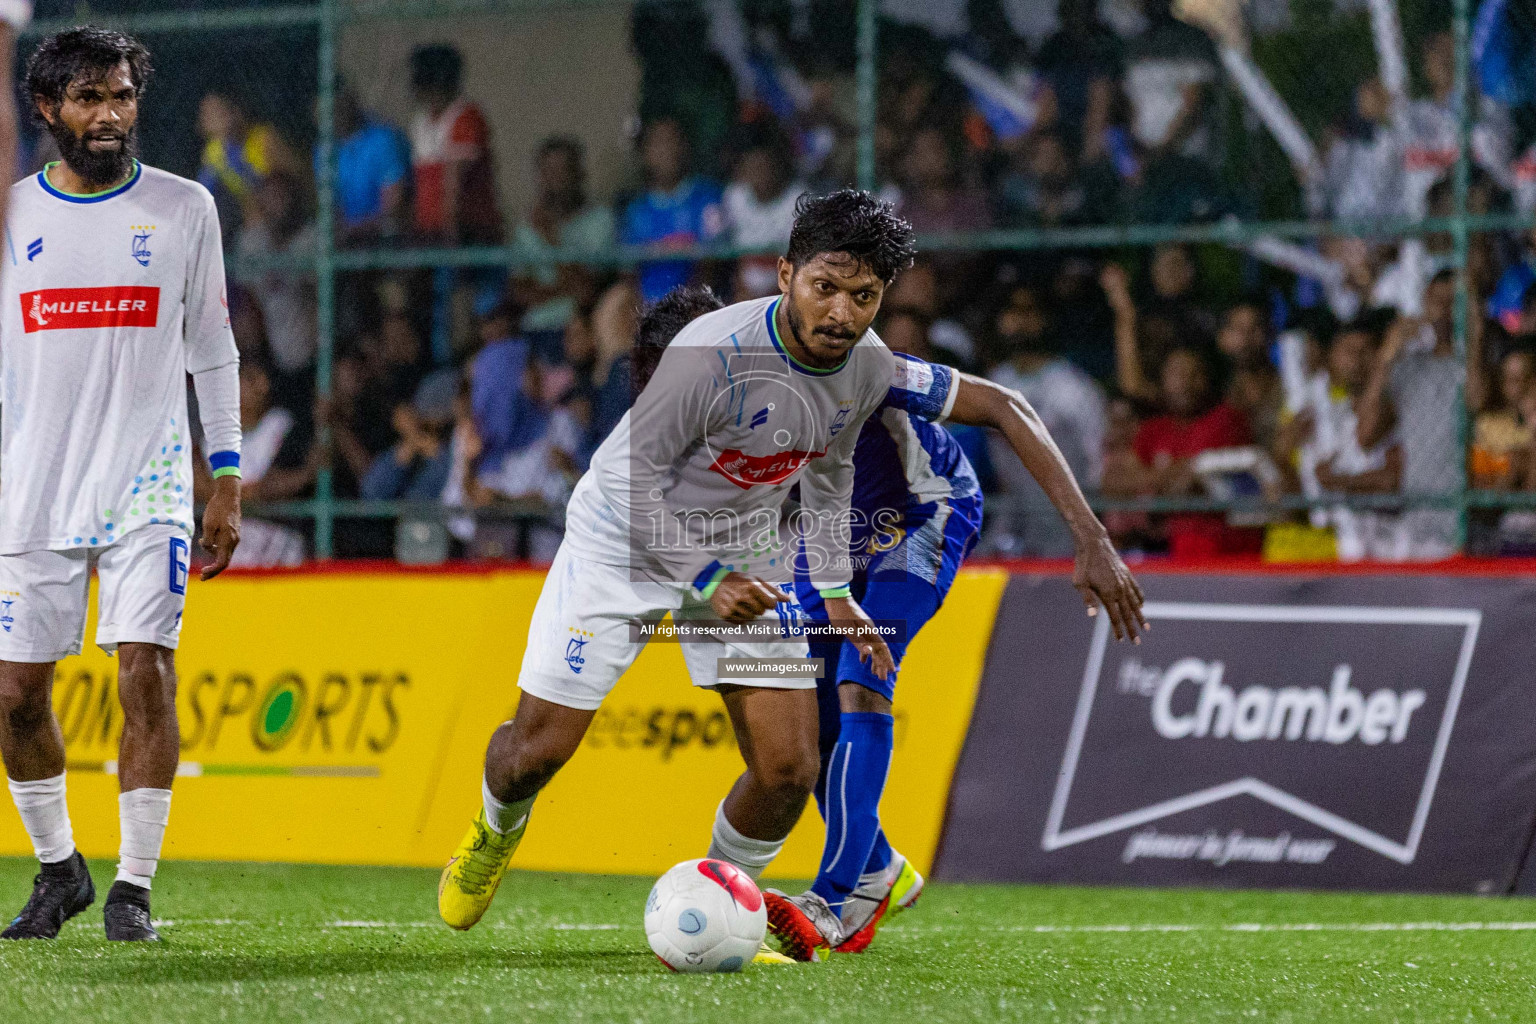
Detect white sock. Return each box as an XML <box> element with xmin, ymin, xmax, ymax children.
<box><xmin>8</xmin><ymin>774</ymin><xmax>75</xmax><ymax>864</ymax></box>
<box><xmin>482</xmin><ymin>777</ymin><xmax>534</xmax><ymax>836</ymax></box>
<box><xmin>116</xmin><ymin>788</ymin><xmax>172</xmax><ymax>889</ymax></box>
<box><xmin>707</xmin><ymin>801</ymin><xmax>783</xmax><ymax>880</ymax></box>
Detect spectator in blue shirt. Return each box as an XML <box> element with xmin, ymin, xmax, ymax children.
<box><xmin>322</xmin><ymin>87</ymin><xmax>410</xmax><ymax>246</ymax></box>
<box><xmin>360</xmin><ymin>368</ymin><xmax>460</xmax><ymax>501</ymax></box>
<box><xmin>468</xmin><ymin>299</ymin><xmax>541</xmax><ymax>472</ymax></box>
<box><xmin>1489</xmin><ymin>226</ymin><xmax>1536</xmax><ymax>337</ymax></box>
<box><xmin>619</xmin><ymin>116</ymin><xmax>724</xmax><ymax>302</ymax></box>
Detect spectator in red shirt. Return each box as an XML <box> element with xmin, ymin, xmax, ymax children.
<box><xmin>409</xmin><ymin>44</ymin><xmax>502</xmax><ymax>245</ymax></box>
<box><xmin>1104</xmin><ymin>344</ymin><xmax>1260</xmax><ymax>558</ymax></box>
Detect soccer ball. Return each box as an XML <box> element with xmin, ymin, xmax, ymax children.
<box><xmin>644</xmin><ymin>858</ymin><xmax>767</xmax><ymax>973</ymax></box>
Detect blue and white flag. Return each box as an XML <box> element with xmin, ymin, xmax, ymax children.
<box><xmin>748</xmin><ymin>49</ymin><xmax>811</xmax><ymax>121</ymax></box>
<box><xmin>1472</xmin><ymin>0</ymin><xmax>1535</xmax><ymax>107</ymax></box>
<box><xmin>944</xmin><ymin>51</ymin><xmax>1037</xmax><ymax>143</ymax></box>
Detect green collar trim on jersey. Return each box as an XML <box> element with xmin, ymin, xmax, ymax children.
<box><xmin>37</xmin><ymin>160</ymin><xmax>142</xmax><ymax>203</ymax></box>
<box><xmin>766</xmin><ymin>297</ymin><xmax>849</xmax><ymax>376</ymax></box>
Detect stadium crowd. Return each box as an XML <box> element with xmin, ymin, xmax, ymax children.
<box><xmin>61</xmin><ymin>0</ymin><xmax>1536</xmax><ymax>564</ymax></box>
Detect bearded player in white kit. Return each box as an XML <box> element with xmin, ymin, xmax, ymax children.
<box><xmin>0</xmin><ymin>28</ymin><xmax>242</xmax><ymax>941</ymax></box>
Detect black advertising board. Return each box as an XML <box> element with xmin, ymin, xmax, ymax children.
<box><xmin>937</xmin><ymin>572</ymin><xmax>1536</xmax><ymax>893</ymax></box>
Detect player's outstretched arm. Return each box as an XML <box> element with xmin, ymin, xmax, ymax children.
<box><xmin>702</xmin><ymin>565</ymin><xmax>891</xmax><ymax>676</ymax></box>
<box><xmin>947</xmin><ymin>372</ymin><xmax>1147</xmax><ymax>643</ymax></box>
<box><xmin>818</xmin><ymin>595</ymin><xmax>895</xmax><ymax>681</ymax></box>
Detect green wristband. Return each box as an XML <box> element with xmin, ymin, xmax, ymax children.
<box><xmin>818</xmin><ymin>585</ymin><xmax>852</xmax><ymax>600</ymax></box>
<box><xmin>211</xmin><ymin>466</ymin><xmax>243</xmax><ymax>479</ymax></box>
<box><xmin>698</xmin><ymin>566</ymin><xmax>732</xmax><ymax>601</ymax></box>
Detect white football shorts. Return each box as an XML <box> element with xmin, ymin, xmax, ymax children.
<box><xmin>0</xmin><ymin>524</ymin><xmax>191</xmax><ymax>663</ymax></box>
<box><xmin>517</xmin><ymin>543</ymin><xmax>813</xmax><ymax>711</ymax></box>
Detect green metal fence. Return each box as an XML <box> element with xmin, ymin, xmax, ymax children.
<box><xmin>20</xmin><ymin>0</ymin><xmax>1501</xmax><ymax>558</ymax></box>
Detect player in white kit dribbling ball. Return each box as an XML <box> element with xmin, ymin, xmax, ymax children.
<box><xmin>438</xmin><ymin>191</ymin><xmax>918</xmax><ymax>966</ymax></box>
<box><xmin>0</xmin><ymin>27</ymin><xmax>243</xmax><ymax>942</ymax></box>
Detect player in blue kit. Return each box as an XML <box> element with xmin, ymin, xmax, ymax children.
<box><xmin>633</xmin><ymin>285</ymin><xmax>1146</xmax><ymax>961</ymax></box>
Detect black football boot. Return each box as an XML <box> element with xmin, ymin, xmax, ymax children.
<box><xmin>102</xmin><ymin>880</ymin><xmax>160</xmax><ymax>942</ymax></box>
<box><xmin>0</xmin><ymin>850</ymin><xmax>95</xmax><ymax>939</ymax></box>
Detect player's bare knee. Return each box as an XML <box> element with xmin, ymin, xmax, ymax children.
<box><xmin>749</xmin><ymin>747</ymin><xmax>819</xmax><ymax>804</ymax></box>
<box><xmin>116</xmin><ymin>645</ymin><xmax>178</xmax><ymax>729</ymax></box>
<box><xmin>493</xmin><ymin>695</ymin><xmax>590</xmax><ymax>787</ymax></box>
<box><xmin>486</xmin><ymin>719</ymin><xmax>577</xmax><ymax>801</ymax></box>
<box><xmin>517</xmin><ymin>751</ymin><xmax>569</xmax><ymax>793</ymax></box>
<box><xmin>509</xmin><ymin>734</ymin><xmax>573</xmax><ymax>791</ymax></box>
<box><xmin>0</xmin><ymin>683</ymin><xmax>53</xmax><ymax>740</ymax></box>
<box><xmin>838</xmin><ymin>681</ymin><xmax>892</xmax><ymax>715</ymax></box>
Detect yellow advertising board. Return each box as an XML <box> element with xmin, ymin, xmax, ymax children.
<box><xmin>0</xmin><ymin>567</ymin><xmax>1007</xmax><ymax>879</ymax></box>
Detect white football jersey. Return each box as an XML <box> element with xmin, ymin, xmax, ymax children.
<box><xmin>563</xmin><ymin>295</ymin><xmax>893</xmax><ymax>591</ymax></box>
<box><xmin>0</xmin><ymin>161</ymin><xmax>239</xmax><ymax>554</ymax></box>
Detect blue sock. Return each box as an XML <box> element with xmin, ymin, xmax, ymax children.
<box><xmin>813</xmin><ymin>725</ymin><xmax>891</xmax><ymax>879</ymax></box>
<box><xmin>810</xmin><ymin>712</ymin><xmax>894</xmax><ymax>917</ymax></box>
<box><xmin>811</xmin><ymin>661</ymin><xmax>842</xmax><ymax>822</ymax></box>
<box><xmin>864</xmin><ymin>827</ymin><xmax>892</xmax><ymax>876</ymax></box>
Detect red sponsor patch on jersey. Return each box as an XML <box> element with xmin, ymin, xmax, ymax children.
<box><xmin>708</xmin><ymin>447</ymin><xmax>824</xmax><ymax>489</ymax></box>
<box><xmin>697</xmin><ymin>859</ymin><xmax>763</xmax><ymax>913</ymax></box>
<box><xmin>20</xmin><ymin>286</ymin><xmax>160</xmax><ymax>333</ymax></box>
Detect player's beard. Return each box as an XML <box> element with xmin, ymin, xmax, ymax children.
<box><xmin>52</xmin><ymin>121</ymin><xmax>138</xmax><ymax>188</ymax></box>
<box><xmin>785</xmin><ymin>298</ymin><xmax>859</xmax><ymax>364</ymax></box>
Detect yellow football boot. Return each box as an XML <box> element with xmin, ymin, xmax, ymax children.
<box><xmin>438</xmin><ymin>810</ymin><xmax>525</xmax><ymax>930</ymax></box>
<box><xmin>752</xmin><ymin>942</ymin><xmax>798</xmax><ymax>965</ymax></box>
<box><xmin>887</xmin><ymin>854</ymin><xmax>925</xmax><ymax>917</ymax></box>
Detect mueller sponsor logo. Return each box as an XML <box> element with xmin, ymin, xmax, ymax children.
<box><xmin>708</xmin><ymin>447</ymin><xmax>825</xmax><ymax>488</ymax></box>
<box><xmin>1042</xmin><ymin>602</ymin><xmax>1481</xmax><ymax>865</ymax></box>
<box><xmin>21</xmin><ymin>286</ymin><xmax>159</xmax><ymax>333</ymax></box>
<box><xmin>697</xmin><ymin>371</ymin><xmax>824</xmax><ymax>488</ymax></box>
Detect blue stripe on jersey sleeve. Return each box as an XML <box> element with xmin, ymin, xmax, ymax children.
<box><xmin>883</xmin><ymin>353</ymin><xmax>954</xmax><ymax>421</ymax></box>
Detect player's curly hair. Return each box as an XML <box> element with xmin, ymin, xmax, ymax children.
<box><xmin>633</xmin><ymin>284</ymin><xmax>725</xmax><ymax>392</ymax></box>
<box><xmin>26</xmin><ymin>27</ymin><xmax>153</xmax><ymax>119</ymax></box>
<box><xmin>785</xmin><ymin>189</ymin><xmax>917</xmax><ymax>285</ymax></box>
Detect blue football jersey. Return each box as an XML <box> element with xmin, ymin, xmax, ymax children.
<box><xmin>847</xmin><ymin>353</ymin><xmax>981</xmax><ymax>557</ymax></box>
<box><xmin>618</xmin><ymin>178</ymin><xmax>725</xmax><ymax>302</ymax></box>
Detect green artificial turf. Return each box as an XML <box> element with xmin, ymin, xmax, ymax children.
<box><xmin>1</xmin><ymin>857</ymin><xmax>1535</xmax><ymax>1022</ymax></box>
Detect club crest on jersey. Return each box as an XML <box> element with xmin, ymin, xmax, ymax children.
<box><xmin>565</xmin><ymin>628</ymin><xmax>593</xmax><ymax>674</ymax></box>
<box><xmin>25</xmin><ymin>237</ymin><xmax>41</xmax><ymax>262</ymax></box>
<box><xmin>829</xmin><ymin>403</ymin><xmax>854</xmax><ymax>438</ymax></box>
<box><xmin>130</xmin><ymin>224</ymin><xmax>154</xmax><ymax>267</ymax></box>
